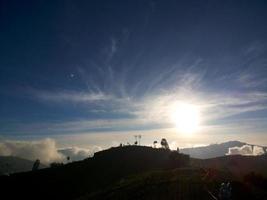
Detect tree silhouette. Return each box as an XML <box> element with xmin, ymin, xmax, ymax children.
<box><xmin>160</xmin><ymin>138</ymin><xmax>169</xmax><ymax>149</ymax></box>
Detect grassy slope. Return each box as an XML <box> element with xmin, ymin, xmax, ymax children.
<box><xmin>191</xmin><ymin>155</ymin><xmax>267</xmax><ymax>178</ymax></box>
<box><xmin>77</xmin><ymin>168</ymin><xmax>263</xmax><ymax>200</ymax></box>
<box><xmin>78</xmin><ymin>168</ymin><xmax>212</xmax><ymax>200</ymax></box>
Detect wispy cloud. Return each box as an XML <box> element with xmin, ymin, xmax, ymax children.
<box><xmin>34</xmin><ymin>90</ymin><xmax>112</xmax><ymax>103</ymax></box>
<box><xmin>24</xmin><ymin>68</ymin><xmax>267</xmax><ymax>136</ymax></box>
<box><xmin>109</xmin><ymin>37</ymin><xmax>117</xmax><ymax>59</ymax></box>
<box><xmin>9</xmin><ymin>41</ymin><xmax>267</xmax><ymax>141</ymax></box>
<box><xmin>105</xmin><ymin>37</ymin><xmax>118</xmax><ymax>62</ymax></box>
<box><xmin>237</xmin><ymin>73</ymin><xmax>267</xmax><ymax>88</ymax></box>
<box><xmin>242</xmin><ymin>41</ymin><xmax>266</xmax><ymax>58</ymax></box>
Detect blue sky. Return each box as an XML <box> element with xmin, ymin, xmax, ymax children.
<box><xmin>1</xmin><ymin>0</ymin><xmax>267</xmax><ymax>148</ymax></box>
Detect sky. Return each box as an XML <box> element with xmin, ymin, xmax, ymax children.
<box><xmin>1</xmin><ymin>0</ymin><xmax>267</xmax><ymax>152</ymax></box>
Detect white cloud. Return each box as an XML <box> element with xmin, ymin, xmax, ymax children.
<box><xmin>253</xmin><ymin>145</ymin><xmax>265</xmax><ymax>155</ymax></box>
<box><xmin>58</xmin><ymin>146</ymin><xmax>102</xmax><ymax>161</ymax></box>
<box><xmin>0</xmin><ymin>138</ymin><xmax>104</xmax><ymax>164</ymax></box>
<box><xmin>227</xmin><ymin>144</ymin><xmax>265</xmax><ymax>156</ymax></box>
<box><xmin>0</xmin><ymin>138</ymin><xmax>64</xmax><ymax>164</ymax></box>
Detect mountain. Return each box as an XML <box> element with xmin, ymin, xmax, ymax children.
<box><xmin>0</xmin><ymin>156</ymin><xmax>46</xmax><ymax>175</ymax></box>
<box><xmin>181</xmin><ymin>141</ymin><xmax>247</xmax><ymax>159</ymax></box>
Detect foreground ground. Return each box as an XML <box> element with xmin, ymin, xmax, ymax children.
<box><xmin>1</xmin><ymin>146</ymin><xmax>267</xmax><ymax>200</ymax></box>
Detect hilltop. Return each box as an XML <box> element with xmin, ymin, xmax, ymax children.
<box><xmin>0</xmin><ymin>146</ymin><xmax>189</xmax><ymax>200</ymax></box>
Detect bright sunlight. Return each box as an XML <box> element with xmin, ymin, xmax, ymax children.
<box><xmin>171</xmin><ymin>102</ymin><xmax>201</xmax><ymax>136</ymax></box>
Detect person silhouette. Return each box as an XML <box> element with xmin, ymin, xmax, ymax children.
<box><xmin>226</xmin><ymin>182</ymin><xmax>232</xmax><ymax>199</ymax></box>
<box><xmin>32</xmin><ymin>159</ymin><xmax>40</xmax><ymax>171</ymax></box>
<box><xmin>219</xmin><ymin>182</ymin><xmax>232</xmax><ymax>200</ymax></box>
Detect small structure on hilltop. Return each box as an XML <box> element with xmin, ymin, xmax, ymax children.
<box><xmin>134</xmin><ymin>135</ymin><xmax>142</xmax><ymax>145</ymax></box>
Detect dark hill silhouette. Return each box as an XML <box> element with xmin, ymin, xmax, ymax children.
<box><xmin>78</xmin><ymin>168</ymin><xmax>262</xmax><ymax>200</ymax></box>
<box><xmin>0</xmin><ymin>145</ymin><xmax>189</xmax><ymax>200</ymax></box>
<box><xmin>94</xmin><ymin>145</ymin><xmax>190</xmax><ymax>171</ymax></box>
<box><xmin>192</xmin><ymin>154</ymin><xmax>267</xmax><ymax>178</ymax></box>
<box><xmin>78</xmin><ymin>168</ymin><xmax>213</xmax><ymax>200</ymax></box>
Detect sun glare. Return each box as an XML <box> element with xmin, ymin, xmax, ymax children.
<box><xmin>171</xmin><ymin>102</ymin><xmax>201</xmax><ymax>136</ymax></box>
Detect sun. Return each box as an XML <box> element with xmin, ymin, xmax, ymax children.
<box><xmin>171</xmin><ymin>102</ymin><xmax>201</xmax><ymax>136</ymax></box>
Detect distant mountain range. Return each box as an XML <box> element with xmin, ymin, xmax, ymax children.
<box><xmin>0</xmin><ymin>156</ymin><xmax>46</xmax><ymax>175</ymax></box>
<box><xmin>181</xmin><ymin>140</ymin><xmax>267</xmax><ymax>159</ymax></box>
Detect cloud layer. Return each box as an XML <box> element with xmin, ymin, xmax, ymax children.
<box><xmin>58</xmin><ymin>146</ymin><xmax>102</xmax><ymax>161</ymax></box>
<box><xmin>227</xmin><ymin>144</ymin><xmax>265</xmax><ymax>156</ymax></box>
<box><xmin>0</xmin><ymin>138</ymin><xmax>64</xmax><ymax>164</ymax></box>
<box><xmin>0</xmin><ymin>138</ymin><xmax>100</xmax><ymax>164</ymax></box>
